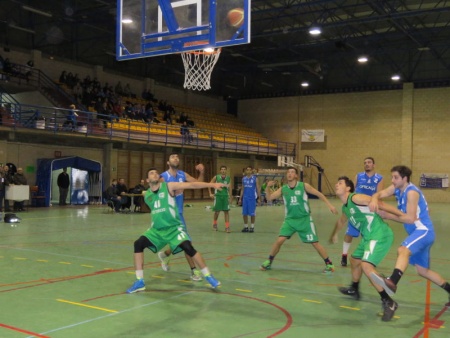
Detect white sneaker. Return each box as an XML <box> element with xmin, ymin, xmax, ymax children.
<box><xmin>157</xmin><ymin>252</ymin><xmax>170</xmax><ymax>271</ymax></box>
<box><xmin>190</xmin><ymin>269</ymin><xmax>202</xmax><ymax>281</ymax></box>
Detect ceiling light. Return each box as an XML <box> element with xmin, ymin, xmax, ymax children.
<box><xmin>357</xmin><ymin>55</ymin><xmax>368</xmax><ymax>63</ymax></box>
<box><xmin>8</xmin><ymin>24</ymin><xmax>36</xmax><ymax>34</ymax></box>
<box><xmin>301</xmin><ymin>82</ymin><xmax>309</xmax><ymax>87</ymax></box>
<box><xmin>22</xmin><ymin>5</ymin><xmax>52</xmax><ymax>18</ymax></box>
<box><xmin>121</xmin><ymin>18</ymin><xmax>133</xmax><ymax>24</ymax></box>
<box><xmin>391</xmin><ymin>74</ymin><xmax>401</xmax><ymax>81</ymax></box>
<box><xmin>309</xmin><ymin>26</ymin><xmax>321</xmax><ymax>35</ymax></box>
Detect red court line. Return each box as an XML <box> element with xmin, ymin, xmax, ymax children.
<box><xmin>412</xmin><ymin>280</ymin><xmax>448</xmax><ymax>338</ymax></box>
<box><xmin>0</xmin><ymin>323</ymin><xmax>50</xmax><ymax>338</ymax></box>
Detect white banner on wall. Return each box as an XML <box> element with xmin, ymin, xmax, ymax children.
<box><xmin>301</xmin><ymin>129</ymin><xmax>325</xmax><ymax>142</ymax></box>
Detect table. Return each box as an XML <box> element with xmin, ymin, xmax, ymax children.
<box><xmin>123</xmin><ymin>193</ymin><xmax>150</xmax><ymax>213</ymax></box>
<box><xmin>6</xmin><ymin>185</ymin><xmax>30</xmax><ymax>201</ymax></box>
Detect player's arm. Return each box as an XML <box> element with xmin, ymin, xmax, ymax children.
<box><xmin>168</xmin><ymin>181</ymin><xmax>224</xmax><ymax>194</ymax></box>
<box><xmin>369</xmin><ymin>184</ymin><xmax>396</xmax><ymax>212</ymax></box>
<box><xmin>329</xmin><ymin>213</ymin><xmax>347</xmax><ymax>244</ymax></box>
<box><xmin>377</xmin><ymin>190</ymin><xmax>418</xmax><ymax>224</ymax></box>
<box><xmin>185</xmin><ymin>163</ymin><xmax>205</xmax><ymax>182</ymax></box>
<box><xmin>304</xmin><ymin>183</ymin><xmax>338</xmax><ymax>214</ymax></box>
<box><xmin>265</xmin><ymin>181</ymin><xmax>282</xmax><ymax>201</ymax></box>
<box><xmin>208</xmin><ymin>175</ymin><xmax>217</xmax><ymax>198</ymax></box>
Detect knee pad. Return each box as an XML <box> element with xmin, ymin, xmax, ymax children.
<box><xmin>134</xmin><ymin>236</ymin><xmax>150</xmax><ymax>253</ymax></box>
<box><xmin>179</xmin><ymin>241</ymin><xmax>197</xmax><ymax>257</ymax></box>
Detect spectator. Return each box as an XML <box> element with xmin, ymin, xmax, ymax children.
<box><xmin>115</xmin><ymin>81</ymin><xmax>123</xmax><ymax>96</ymax></box>
<box><xmin>64</xmin><ymin>104</ymin><xmax>78</xmax><ymax>131</ymax></box>
<box><xmin>133</xmin><ymin>179</ymin><xmax>147</xmax><ymax>211</ymax></box>
<box><xmin>105</xmin><ymin>179</ymin><xmax>125</xmax><ymax>213</ymax></box>
<box><xmin>180</xmin><ymin>121</ymin><xmax>191</xmax><ymax>144</ymax></box>
<box><xmin>12</xmin><ymin>167</ymin><xmax>27</xmax><ymax>211</ymax></box>
<box><xmin>59</xmin><ymin>71</ymin><xmax>67</xmax><ymax>84</ymax></box>
<box><xmin>116</xmin><ymin>178</ymin><xmax>131</xmax><ymax>210</ymax></box>
<box><xmin>57</xmin><ymin>167</ymin><xmax>70</xmax><ymax>206</ymax></box>
<box><xmin>123</xmin><ymin>83</ymin><xmax>131</xmax><ymax>97</ymax></box>
<box><xmin>163</xmin><ymin>110</ymin><xmax>172</xmax><ymax>124</ymax></box>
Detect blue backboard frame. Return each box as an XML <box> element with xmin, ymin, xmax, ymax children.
<box><xmin>116</xmin><ymin>0</ymin><xmax>251</xmax><ymax>60</ymax></box>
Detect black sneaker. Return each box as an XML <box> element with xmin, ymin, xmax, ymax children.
<box><xmin>341</xmin><ymin>255</ymin><xmax>348</xmax><ymax>267</ymax></box>
<box><xmin>381</xmin><ymin>299</ymin><xmax>398</xmax><ymax>322</ymax></box>
<box><xmin>338</xmin><ymin>286</ymin><xmax>360</xmax><ymax>300</ymax></box>
<box><xmin>241</xmin><ymin>227</ymin><xmax>249</xmax><ymax>233</ymax></box>
<box><xmin>249</xmin><ymin>228</ymin><xmax>254</xmax><ymax>233</ymax></box>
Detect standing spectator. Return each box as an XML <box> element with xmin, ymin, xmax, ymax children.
<box><xmin>59</xmin><ymin>70</ymin><xmax>67</xmax><ymax>84</ymax></box>
<box><xmin>64</xmin><ymin>104</ymin><xmax>78</xmax><ymax>131</ymax></box>
<box><xmin>57</xmin><ymin>167</ymin><xmax>70</xmax><ymax>206</ymax></box>
<box><xmin>12</xmin><ymin>168</ymin><xmax>27</xmax><ymax>211</ymax></box>
<box><xmin>239</xmin><ymin>166</ymin><xmax>260</xmax><ymax>232</ymax></box>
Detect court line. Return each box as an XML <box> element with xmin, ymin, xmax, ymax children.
<box><xmin>37</xmin><ymin>292</ymin><xmax>194</xmax><ymax>336</ymax></box>
<box><xmin>0</xmin><ymin>323</ymin><xmax>50</xmax><ymax>338</ymax></box>
<box><xmin>57</xmin><ymin>299</ymin><xmax>118</xmax><ymax>313</ymax></box>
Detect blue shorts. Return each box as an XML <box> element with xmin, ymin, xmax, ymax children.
<box><xmin>345</xmin><ymin>222</ymin><xmax>360</xmax><ymax>238</ymax></box>
<box><xmin>402</xmin><ymin>229</ymin><xmax>434</xmax><ymax>269</ymax></box>
<box><xmin>242</xmin><ymin>197</ymin><xmax>256</xmax><ymax>216</ymax></box>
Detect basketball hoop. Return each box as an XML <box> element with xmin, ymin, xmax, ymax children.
<box><xmin>181</xmin><ymin>42</ymin><xmax>221</xmax><ymax>91</ymax></box>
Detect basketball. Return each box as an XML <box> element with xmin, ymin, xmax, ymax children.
<box><xmin>227</xmin><ymin>8</ymin><xmax>245</xmax><ymax>28</ymax></box>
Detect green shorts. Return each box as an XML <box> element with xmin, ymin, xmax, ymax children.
<box><xmin>213</xmin><ymin>194</ymin><xmax>230</xmax><ymax>212</ymax></box>
<box><xmin>279</xmin><ymin>215</ymin><xmax>318</xmax><ymax>243</ymax></box>
<box><xmin>352</xmin><ymin>226</ymin><xmax>394</xmax><ymax>266</ymax></box>
<box><xmin>142</xmin><ymin>225</ymin><xmax>191</xmax><ymax>255</ymax></box>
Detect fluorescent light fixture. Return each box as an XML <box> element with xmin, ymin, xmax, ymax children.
<box><xmin>309</xmin><ymin>26</ymin><xmax>321</xmax><ymax>35</ymax></box>
<box><xmin>22</xmin><ymin>5</ymin><xmax>52</xmax><ymax>18</ymax></box>
<box><xmin>261</xmin><ymin>82</ymin><xmax>273</xmax><ymax>87</ymax></box>
<box><xmin>357</xmin><ymin>55</ymin><xmax>368</xmax><ymax>63</ymax></box>
<box><xmin>301</xmin><ymin>82</ymin><xmax>309</xmax><ymax>87</ymax></box>
<box><xmin>8</xmin><ymin>24</ymin><xmax>35</xmax><ymax>34</ymax></box>
<box><xmin>121</xmin><ymin>18</ymin><xmax>133</xmax><ymax>24</ymax></box>
<box><xmin>391</xmin><ymin>74</ymin><xmax>401</xmax><ymax>81</ymax></box>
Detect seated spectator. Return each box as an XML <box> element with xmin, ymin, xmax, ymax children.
<box><xmin>163</xmin><ymin>110</ymin><xmax>172</xmax><ymax>124</ymax></box>
<box><xmin>132</xmin><ymin>179</ymin><xmax>147</xmax><ymax>211</ymax></box>
<box><xmin>105</xmin><ymin>179</ymin><xmax>126</xmax><ymax>212</ymax></box>
<box><xmin>180</xmin><ymin>121</ymin><xmax>192</xmax><ymax>144</ymax></box>
<box><xmin>116</xmin><ymin>178</ymin><xmax>131</xmax><ymax>210</ymax></box>
<box><xmin>115</xmin><ymin>81</ymin><xmax>123</xmax><ymax>96</ymax></box>
<box><xmin>123</xmin><ymin>83</ymin><xmax>131</xmax><ymax>97</ymax></box>
<box><xmin>179</xmin><ymin>112</ymin><xmax>188</xmax><ymax>124</ymax></box>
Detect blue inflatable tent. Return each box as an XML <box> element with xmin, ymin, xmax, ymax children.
<box><xmin>35</xmin><ymin>156</ymin><xmax>103</xmax><ymax>207</ymax></box>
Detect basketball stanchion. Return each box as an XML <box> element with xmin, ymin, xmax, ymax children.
<box><xmin>181</xmin><ymin>43</ymin><xmax>221</xmax><ymax>91</ymax></box>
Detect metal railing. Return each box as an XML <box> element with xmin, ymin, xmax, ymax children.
<box><xmin>0</xmin><ymin>100</ymin><xmax>296</xmax><ymax>156</ymax></box>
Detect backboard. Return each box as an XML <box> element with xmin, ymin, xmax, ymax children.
<box><xmin>116</xmin><ymin>0</ymin><xmax>251</xmax><ymax>60</ymax></box>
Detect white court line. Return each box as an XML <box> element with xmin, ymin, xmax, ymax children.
<box><xmin>29</xmin><ymin>291</ymin><xmax>194</xmax><ymax>337</ymax></box>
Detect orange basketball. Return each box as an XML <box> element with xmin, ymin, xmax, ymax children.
<box><xmin>227</xmin><ymin>8</ymin><xmax>245</xmax><ymax>28</ymax></box>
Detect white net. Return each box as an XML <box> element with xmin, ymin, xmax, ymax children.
<box><xmin>181</xmin><ymin>48</ymin><xmax>221</xmax><ymax>91</ymax></box>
